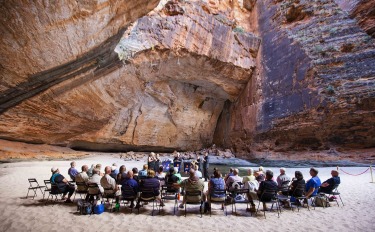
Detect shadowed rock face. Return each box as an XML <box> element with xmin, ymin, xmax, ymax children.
<box><xmin>0</xmin><ymin>0</ymin><xmax>260</xmax><ymax>151</ymax></box>
<box><xmin>214</xmin><ymin>0</ymin><xmax>375</xmax><ymax>157</ymax></box>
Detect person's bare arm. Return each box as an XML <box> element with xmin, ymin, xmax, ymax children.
<box><xmin>305</xmin><ymin>187</ymin><xmax>315</xmax><ymax>198</ymax></box>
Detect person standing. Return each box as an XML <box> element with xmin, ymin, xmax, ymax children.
<box><xmin>203</xmin><ymin>152</ymin><xmax>209</xmax><ymax>182</ymax></box>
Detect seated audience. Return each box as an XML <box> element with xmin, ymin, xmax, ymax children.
<box><xmin>87</xmin><ymin>164</ymin><xmax>95</xmax><ymax>177</ymax></box>
<box><xmin>194</xmin><ymin>164</ymin><xmax>203</xmax><ymax>179</ymax></box>
<box><xmin>289</xmin><ymin>171</ymin><xmax>306</xmax><ymax>198</ymax></box>
<box><xmin>247</xmin><ymin>170</ymin><xmax>278</xmax><ymax>211</ymax></box>
<box><xmin>255</xmin><ymin>166</ymin><xmax>265</xmax><ymax>182</ymax></box>
<box><xmin>174</xmin><ymin>169</ymin><xmax>205</xmax><ymax>208</ymax></box>
<box><xmin>75</xmin><ymin>165</ymin><xmax>89</xmax><ymax>191</ymax></box>
<box><xmin>116</xmin><ymin>165</ymin><xmax>127</xmax><ymax>184</ymax></box>
<box><xmin>50</xmin><ymin>167</ymin><xmax>75</xmax><ymax>203</ymax></box>
<box><xmin>225</xmin><ymin>168</ymin><xmax>242</xmax><ymax>191</ymax></box>
<box><xmin>110</xmin><ymin>163</ymin><xmax>119</xmax><ymax>180</ymax></box>
<box><xmin>68</xmin><ymin>161</ymin><xmax>79</xmax><ymax>181</ymax></box>
<box><xmin>136</xmin><ymin>170</ymin><xmax>163</xmax><ymax>208</ymax></box>
<box><xmin>132</xmin><ymin>167</ymin><xmax>140</xmax><ymax>183</ymax></box>
<box><xmin>305</xmin><ymin>167</ymin><xmax>321</xmax><ymax>199</ymax></box>
<box><xmin>277</xmin><ymin>167</ymin><xmax>291</xmax><ymax>195</ymax></box>
<box><xmin>242</xmin><ymin>168</ymin><xmax>256</xmax><ymax>183</ymax></box>
<box><xmin>204</xmin><ymin>170</ymin><xmax>225</xmax><ymax>212</ymax></box>
<box><xmin>96</xmin><ymin>164</ymin><xmax>104</xmax><ymax>176</ymax></box>
<box><xmin>121</xmin><ymin>170</ymin><xmax>139</xmax><ymax>208</ymax></box>
<box><xmin>139</xmin><ymin>164</ymin><xmax>148</xmax><ymax>177</ymax></box>
<box><xmin>100</xmin><ymin>166</ymin><xmax>121</xmax><ymax>204</ymax></box>
<box><xmin>88</xmin><ymin>168</ymin><xmax>104</xmax><ymax>195</ymax></box>
<box><xmin>318</xmin><ymin>170</ymin><xmax>340</xmax><ymax>194</ymax></box>
<box><xmin>224</xmin><ymin>168</ymin><xmax>234</xmax><ymax>182</ymax></box>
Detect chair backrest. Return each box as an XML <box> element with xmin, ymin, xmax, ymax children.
<box><xmin>210</xmin><ymin>189</ymin><xmax>226</xmax><ymax>200</ymax></box>
<box><xmin>76</xmin><ymin>181</ymin><xmax>88</xmax><ymax>192</ymax></box>
<box><xmin>122</xmin><ymin>184</ymin><xmax>137</xmax><ymax>198</ymax></box>
<box><xmin>28</xmin><ymin>178</ymin><xmax>41</xmax><ymax>188</ymax></box>
<box><xmin>259</xmin><ymin>189</ymin><xmax>277</xmax><ymax>202</ymax></box>
<box><xmin>140</xmin><ymin>187</ymin><xmax>157</xmax><ymax>200</ymax></box>
<box><xmin>185</xmin><ymin>190</ymin><xmax>202</xmax><ymax>203</ymax></box>
<box><xmin>279</xmin><ymin>180</ymin><xmax>290</xmax><ymax>192</ymax></box>
<box><xmin>331</xmin><ymin>184</ymin><xmax>340</xmax><ymax>193</ymax></box>
<box><xmin>50</xmin><ymin>183</ymin><xmax>61</xmax><ymax>194</ymax></box>
<box><xmin>44</xmin><ymin>180</ymin><xmax>51</xmax><ymax>190</ymax></box>
<box><xmin>87</xmin><ymin>183</ymin><xmax>101</xmax><ymax>195</ymax></box>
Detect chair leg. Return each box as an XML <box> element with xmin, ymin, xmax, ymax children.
<box><xmin>338</xmin><ymin>195</ymin><xmax>344</xmax><ymax>206</ymax></box>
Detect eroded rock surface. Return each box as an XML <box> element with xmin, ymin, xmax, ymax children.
<box><xmin>0</xmin><ymin>0</ymin><xmax>260</xmax><ymax>151</ymax></box>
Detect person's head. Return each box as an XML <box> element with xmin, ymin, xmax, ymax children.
<box><xmin>229</xmin><ymin>168</ymin><xmax>233</xmax><ymax>173</ymax></box>
<box><xmin>70</xmin><ymin>161</ymin><xmax>76</xmax><ymax>168</ymax></box>
<box><xmin>81</xmin><ymin>165</ymin><xmax>88</xmax><ymax>172</ymax></box>
<box><xmin>310</xmin><ymin>167</ymin><xmax>319</xmax><ymax>177</ymax></box>
<box><xmin>265</xmin><ymin>170</ymin><xmax>274</xmax><ymax>180</ymax></box>
<box><xmin>174</xmin><ymin>167</ymin><xmax>179</xmax><ymax>173</ymax></box>
<box><xmin>213</xmin><ymin>170</ymin><xmax>221</xmax><ymax>178</ymax></box>
<box><xmin>143</xmin><ymin>164</ymin><xmax>148</xmax><ymax>170</ymax></box>
<box><xmin>331</xmin><ymin>170</ymin><xmax>339</xmax><ymax>177</ymax></box>
<box><xmin>127</xmin><ymin>170</ymin><xmax>134</xmax><ymax>178</ymax></box>
<box><xmin>96</xmin><ymin>164</ymin><xmax>102</xmax><ymax>170</ymax></box>
<box><xmin>280</xmin><ymin>167</ymin><xmax>286</xmax><ymax>175</ymax></box>
<box><xmin>51</xmin><ymin>167</ymin><xmax>59</xmax><ymax>173</ymax></box>
<box><xmin>104</xmin><ymin>166</ymin><xmax>111</xmax><ymax>174</ymax></box>
<box><xmin>169</xmin><ymin>168</ymin><xmax>175</xmax><ymax>175</ymax></box>
<box><xmin>150</xmin><ymin>152</ymin><xmax>156</xmax><ymax>158</ymax></box>
<box><xmin>132</xmin><ymin>167</ymin><xmax>138</xmax><ymax>174</ymax></box>
<box><xmin>259</xmin><ymin>166</ymin><xmax>264</xmax><ymax>172</ymax></box>
<box><xmin>147</xmin><ymin>169</ymin><xmax>155</xmax><ymax>178</ymax></box>
<box><xmin>93</xmin><ymin>168</ymin><xmax>100</xmax><ymax>175</ymax></box>
<box><xmin>233</xmin><ymin>168</ymin><xmax>239</xmax><ymax>176</ymax></box>
<box><xmin>194</xmin><ymin>164</ymin><xmax>199</xmax><ymax>170</ymax></box>
<box><xmin>189</xmin><ymin>169</ymin><xmax>197</xmax><ymax>180</ymax></box>
<box><xmin>295</xmin><ymin>171</ymin><xmax>303</xmax><ymax>180</ymax></box>
<box><xmin>119</xmin><ymin>165</ymin><xmax>126</xmax><ymax>173</ymax></box>
<box><xmin>247</xmin><ymin>168</ymin><xmax>254</xmax><ymax>175</ymax></box>
<box><xmin>204</xmin><ymin>152</ymin><xmax>208</xmax><ymax>157</ymax></box>
<box><xmin>158</xmin><ymin>166</ymin><xmax>163</xmax><ymax>173</ymax></box>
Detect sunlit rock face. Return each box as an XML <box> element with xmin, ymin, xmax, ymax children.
<box><xmin>214</xmin><ymin>0</ymin><xmax>375</xmax><ymax>157</ymax></box>
<box><xmin>0</xmin><ymin>0</ymin><xmax>260</xmax><ymax>151</ymax></box>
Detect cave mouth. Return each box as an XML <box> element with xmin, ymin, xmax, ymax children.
<box><xmin>68</xmin><ymin>140</ymin><xmax>181</xmax><ymax>153</ymax></box>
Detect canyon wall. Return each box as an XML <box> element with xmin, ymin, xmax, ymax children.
<box><xmin>214</xmin><ymin>0</ymin><xmax>375</xmax><ymax>158</ymax></box>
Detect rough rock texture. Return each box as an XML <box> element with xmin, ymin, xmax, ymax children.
<box><xmin>214</xmin><ymin>0</ymin><xmax>375</xmax><ymax>158</ymax></box>
<box><xmin>0</xmin><ymin>0</ymin><xmax>260</xmax><ymax>152</ymax></box>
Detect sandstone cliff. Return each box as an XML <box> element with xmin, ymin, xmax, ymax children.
<box><xmin>214</xmin><ymin>0</ymin><xmax>375</xmax><ymax>158</ymax></box>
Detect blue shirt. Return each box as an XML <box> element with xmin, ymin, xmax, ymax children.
<box><xmin>68</xmin><ymin>167</ymin><xmax>79</xmax><ymax>180</ymax></box>
<box><xmin>121</xmin><ymin>178</ymin><xmax>139</xmax><ymax>197</ymax></box>
<box><xmin>306</xmin><ymin>176</ymin><xmax>321</xmax><ymax>196</ymax></box>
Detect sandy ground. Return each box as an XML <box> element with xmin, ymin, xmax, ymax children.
<box><xmin>1</xmin><ymin>154</ymin><xmax>375</xmax><ymax>232</ymax></box>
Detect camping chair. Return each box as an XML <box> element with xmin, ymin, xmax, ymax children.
<box><xmin>231</xmin><ymin>188</ymin><xmax>251</xmax><ymax>216</ymax></box>
<box><xmin>321</xmin><ymin>184</ymin><xmax>344</xmax><ymax>207</ymax></box>
<box><xmin>46</xmin><ymin>183</ymin><xmax>63</xmax><ymax>205</ymax></box>
<box><xmin>43</xmin><ymin>180</ymin><xmax>52</xmax><ymax>200</ymax></box>
<box><xmin>121</xmin><ymin>184</ymin><xmax>138</xmax><ymax>213</ymax></box>
<box><xmin>26</xmin><ymin>178</ymin><xmax>45</xmax><ymax>199</ymax></box>
<box><xmin>161</xmin><ymin>184</ymin><xmax>178</xmax><ymax>215</ymax></box>
<box><xmin>279</xmin><ymin>180</ymin><xmax>290</xmax><ymax>195</ymax></box>
<box><xmin>208</xmin><ymin>189</ymin><xmax>227</xmax><ymax>216</ymax></box>
<box><xmin>137</xmin><ymin>187</ymin><xmax>159</xmax><ymax>216</ymax></box>
<box><xmin>86</xmin><ymin>183</ymin><xmax>102</xmax><ymax>202</ymax></box>
<box><xmin>256</xmin><ymin>189</ymin><xmax>281</xmax><ymax>219</ymax></box>
<box><xmin>73</xmin><ymin>181</ymin><xmax>88</xmax><ymax>201</ymax></box>
<box><xmin>184</xmin><ymin>190</ymin><xmax>203</xmax><ymax>217</ymax></box>
<box><xmin>103</xmin><ymin>187</ymin><xmax>117</xmax><ymax>212</ymax></box>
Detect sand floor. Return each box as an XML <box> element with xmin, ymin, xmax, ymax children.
<box><xmin>1</xmin><ymin>154</ymin><xmax>375</xmax><ymax>232</ymax></box>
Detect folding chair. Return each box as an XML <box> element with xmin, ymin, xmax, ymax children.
<box><xmin>43</xmin><ymin>180</ymin><xmax>52</xmax><ymax>200</ymax></box>
<box><xmin>326</xmin><ymin>184</ymin><xmax>344</xmax><ymax>206</ymax></box>
<box><xmin>184</xmin><ymin>190</ymin><xmax>203</xmax><ymax>217</ymax></box>
<box><xmin>26</xmin><ymin>178</ymin><xmax>45</xmax><ymax>199</ymax></box>
<box><xmin>121</xmin><ymin>184</ymin><xmax>138</xmax><ymax>213</ymax></box>
<box><xmin>73</xmin><ymin>181</ymin><xmax>88</xmax><ymax>201</ymax></box>
<box><xmin>137</xmin><ymin>187</ymin><xmax>158</xmax><ymax>216</ymax></box>
<box><xmin>231</xmin><ymin>188</ymin><xmax>251</xmax><ymax>216</ymax></box>
<box><xmin>256</xmin><ymin>189</ymin><xmax>281</xmax><ymax>219</ymax></box>
<box><xmin>161</xmin><ymin>184</ymin><xmax>178</xmax><ymax>215</ymax></box>
<box><xmin>103</xmin><ymin>187</ymin><xmax>118</xmax><ymax>211</ymax></box>
<box><xmin>209</xmin><ymin>190</ymin><xmax>227</xmax><ymax>216</ymax></box>
<box><xmin>46</xmin><ymin>183</ymin><xmax>63</xmax><ymax>205</ymax></box>
<box><xmin>86</xmin><ymin>183</ymin><xmax>103</xmax><ymax>202</ymax></box>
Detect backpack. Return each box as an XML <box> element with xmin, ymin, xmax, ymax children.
<box><xmin>315</xmin><ymin>196</ymin><xmax>330</xmax><ymax>207</ymax></box>
<box><xmin>77</xmin><ymin>199</ymin><xmax>93</xmax><ymax>215</ymax></box>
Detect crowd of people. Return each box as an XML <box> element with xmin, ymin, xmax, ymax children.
<box><xmin>49</xmin><ymin>157</ymin><xmax>341</xmax><ymax>214</ymax></box>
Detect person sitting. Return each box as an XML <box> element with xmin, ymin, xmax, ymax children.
<box><xmin>139</xmin><ymin>164</ymin><xmax>148</xmax><ymax>177</ymax></box>
<box><xmin>166</xmin><ymin>168</ymin><xmax>181</xmax><ymax>189</ymax></box>
<box><xmin>242</xmin><ymin>168</ymin><xmax>256</xmax><ymax>183</ymax></box>
<box><xmin>136</xmin><ymin>170</ymin><xmax>163</xmax><ymax>208</ymax></box>
<box><xmin>174</xmin><ymin>169</ymin><xmax>205</xmax><ymax>209</ymax></box>
<box><xmin>255</xmin><ymin>166</ymin><xmax>265</xmax><ymax>183</ymax></box>
<box><xmin>132</xmin><ymin>167</ymin><xmax>140</xmax><ymax>183</ymax></box>
<box><xmin>110</xmin><ymin>163</ymin><xmax>119</xmax><ymax>180</ymax></box>
<box><xmin>225</xmin><ymin>168</ymin><xmax>242</xmax><ymax>191</ymax></box>
<box><xmin>155</xmin><ymin>166</ymin><xmax>166</xmax><ymax>186</ymax></box>
<box><xmin>87</xmin><ymin>164</ymin><xmax>95</xmax><ymax>177</ymax></box>
<box><xmin>289</xmin><ymin>171</ymin><xmax>306</xmax><ymax>197</ymax></box>
<box><xmin>305</xmin><ymin>167</ymin><xmax>321</xmax><ymax>200</ymax></box>
<box><xmin>121</xmin><ymin>170</ymin><xmax>139</xmax><ymax>208</ymax></box>
<box><xmin>204</xmin><ymin>170</ymin><xmax>225</xmax><ymax>212</ymax></box>
<box><xmin>68</xmin><ymin>161</ymin><xmax>79</xmax><ymax>181</ymax></box>
<box><xmin>247</xmin><ymin>170</ymin><xmax>278</xmax><ymax>211</ymax></box>
<box><xmin>50</xmin><ymin>167</ymin><xmax>75</xmax><ymax>203</ymax></box>
<box><xmin>194</xmin><ymin>164</ymin><xmax>203</xmax><ymax>179</ymax></box>
<box><xmin>96</xmin><ymin>164</ymin><xmax>104</xmax><ymax>176</ymax></box>
<box><xmin>116</xmin><ymin>165</ymin><xmax>127</xmax><ymax>184</ymax></box>
<box><xmin>75</xmin><ymin>165</ymin><xmax>89</xmax><ymax>191</ymax></box>
<box><xmin>100</xmin><ymin>166</ymin><xmax>121</xmax><ymax>205</ymax></box>
<box><xmin>277</xmin><ymin>167</ymin><xmax>291</xmax><ymax>196</ymax></box>
<box><xmin>318</xmin><ymin>170</ymin><xmax>340</xmax><ymax>194</ymax></box>
<box><xmin>224</xmin><ymin>168</ymin><xmax>234</xmax><ymax>182</ymax></box>
<box><xmin>88</xmin><ymin>168</ymin><xmax>104</xmax><ymax>197</ymax></box>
